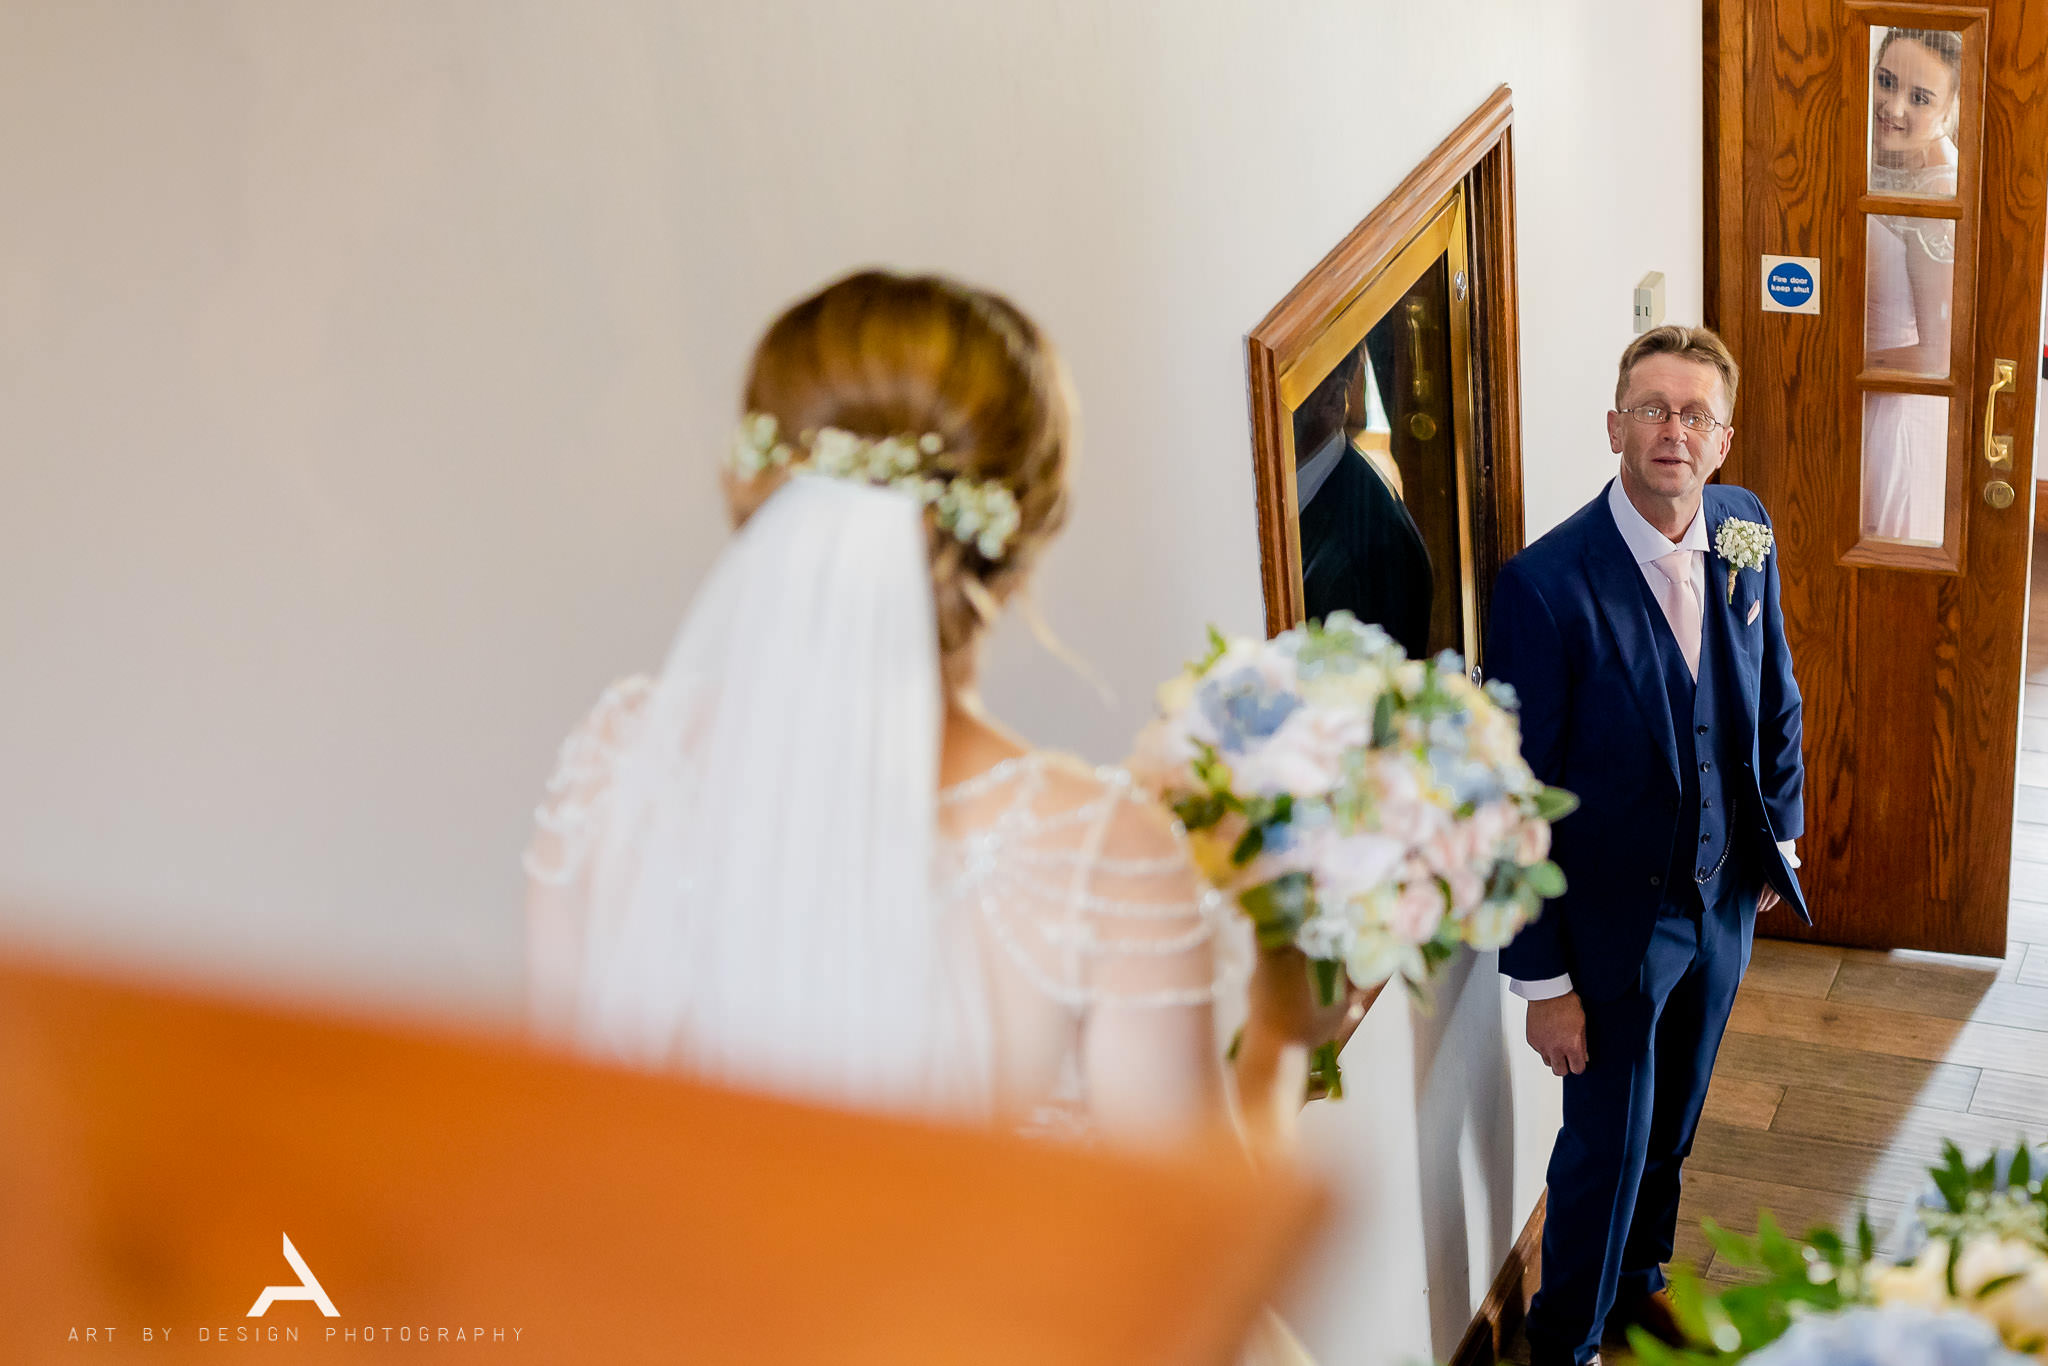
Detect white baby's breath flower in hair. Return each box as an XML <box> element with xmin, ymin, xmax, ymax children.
<box><xmin>727</xmin><ymin>411</ymin><xmax>778</xmax><ymax>476</ymax></box>
<box><xmin>726</xmin><ymin>414</ymin><xmax>1023</xmax><ymax>560</ymax></box>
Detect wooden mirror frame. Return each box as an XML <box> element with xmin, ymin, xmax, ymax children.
<box><xmin>1246</xmin><ymin>85</ymin><xmax>1526</xmax><ymax>642</ymax></box>
<box><xmin>1241</xmin><ymin>86</ymin><xmax>1526</xmax><ymax>1050</ymax></box>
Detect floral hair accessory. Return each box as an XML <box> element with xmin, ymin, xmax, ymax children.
<box><xmin>728</xmin><ymin>413</ymin><xmax>1023</xmax><ymax>561</ymax></box>
<box><xmin>1713</xmin><ymin>516</ymin><xmax>1774</xmax><ymax>603</ymax></box>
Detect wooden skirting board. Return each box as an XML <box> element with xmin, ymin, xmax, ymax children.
<box><xmin>1450</xmin><ymin>1190</ymin><xmax>1545</xmax><ymax>1366</ymax></box>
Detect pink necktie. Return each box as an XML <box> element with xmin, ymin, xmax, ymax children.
<box><xmin>1652</xmin><ymin>549</ymin><xmax>1703</xmax><ymax>679</ymax></box>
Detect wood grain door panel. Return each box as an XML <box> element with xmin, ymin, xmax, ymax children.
<box><xmin>1705</xmin><ymin>0</ymin><xmax>2048</xmax><ymax>955</ymax></box>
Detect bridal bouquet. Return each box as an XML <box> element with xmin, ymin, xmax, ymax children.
<box><xmin>1131</xmin><ymin>612</ymin><xmax>1576</xmax><ymax>1014</ymax></box>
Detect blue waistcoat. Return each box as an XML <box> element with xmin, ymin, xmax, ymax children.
<box><xmin>1634</xmin><ymin>570</ymin><xmax>1747</xmax><ymax>911</ymax></box>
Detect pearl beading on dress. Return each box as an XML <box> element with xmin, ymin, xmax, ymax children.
<box><xmin>935</xmin><ymin>752</ymin><xmax>1240</xmax><ymax>1013</ymax></box>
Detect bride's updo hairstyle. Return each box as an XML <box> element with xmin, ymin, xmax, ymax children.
<box><xmin>734</xmin><ymin>270</ymin><xmax>1073</xmax><ymax>695</ymax></box>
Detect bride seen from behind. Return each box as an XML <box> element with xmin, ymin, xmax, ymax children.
<box><xmin>523</xmin><ymin>269</ymin><xmax>1336</xmax><ymax>1158</ymax></box>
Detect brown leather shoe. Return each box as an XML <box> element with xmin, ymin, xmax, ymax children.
<box><xmin>1605</xmin><ymin>1288</ymin><xmax>1687</xmax><ymax>1349</ymax></box>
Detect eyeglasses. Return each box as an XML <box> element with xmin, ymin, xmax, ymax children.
<box><xmin>1617</xmin><ymin>404</ymin><xmax>1730</xmax><ymax>435</ymax></box>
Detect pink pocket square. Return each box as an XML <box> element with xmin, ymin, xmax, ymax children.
<box><xmin>1746</xmin><ymin>601</ymin><xmax>1762</xmax><ymax>625</ymax></box>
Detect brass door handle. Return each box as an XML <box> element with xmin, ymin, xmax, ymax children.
<box><xmin>1405</xmin><ymin>299</ymin><xmax>1433</xmax><ymax>404</ymax></box>
<box><xmin>1984</xmin><ymin>358</ymin><xmax>2016</xmax><ymax>470</ymax></box>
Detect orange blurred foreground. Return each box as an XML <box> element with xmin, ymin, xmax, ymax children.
<box><xmin>0</xmin><ymin>944</ymin><xmax>1322</xmax><ymax>1363</ymax></box>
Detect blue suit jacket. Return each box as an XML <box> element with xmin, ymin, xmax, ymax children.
<box><xmin>1489</xmin><ymin>481</ymin><xmax>1808</xmax><ymax>1001</ymax></box>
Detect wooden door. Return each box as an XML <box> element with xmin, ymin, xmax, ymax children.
<box><xmin>1705</xmin><ymin>0</ymin><xmax>2048</xmax><ymax>954</ymax></box>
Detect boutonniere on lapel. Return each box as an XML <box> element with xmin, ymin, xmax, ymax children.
<box><xmin>1712</xmin><ymin>517</ymin><xmax>1774</xmax><ymax>604</ymax></box>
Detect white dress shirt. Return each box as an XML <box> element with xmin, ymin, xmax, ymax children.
<box><xmin>1295</xmin><ymin>429</ymin><xmax>1348</xmax><ymax>511</ymax></box>
<box><xmin>1508</xmin><ymin>478</ymin><xmax>1798</xmax><ymax>1002</ymax></box>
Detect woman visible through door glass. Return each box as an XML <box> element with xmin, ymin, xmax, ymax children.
<box><xmin>1863</xmin><ymin>27</ymin><xmax>1961</xmax><ymax>545</ymax></box>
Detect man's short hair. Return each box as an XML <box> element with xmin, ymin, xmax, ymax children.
<box><xmin>1293</xmin><ymin>343</ymin><xmax>1364</xmax><ymax>460</ymax></box>
<box><xmin>1614</xmin><ymin>324</ymin><xmax>1741</xmax><ymax>419</ymax></box>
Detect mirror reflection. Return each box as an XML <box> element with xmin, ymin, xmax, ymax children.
<box><xmin>1294</xmin><ymin>255</ymin><xmax>1464</xmax><ymax>660</ymax></box>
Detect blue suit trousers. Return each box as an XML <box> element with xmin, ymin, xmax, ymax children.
<box><xmin>1524</xmin><ymin>887</ymin><xmax>1752</xmax><ymax>1366</ymax></box>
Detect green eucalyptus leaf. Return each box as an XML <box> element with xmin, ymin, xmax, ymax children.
<box><xmin>1718</xmin><ymin>1283</ymin><xmax>1790</xmax><ymax>1350</ymax></box>
<box><xmin>1702</xmin><ymin>1219</ymin><xmax>1760</xmax><ymax>1268</ymax></box>
<box><xmin>1933</xmin><ymin>1142</ymin><xmax>1973</xmax><ymax>1212</ymax></box>
<box><xmin>1533</xmin><ymin>785</ymin><xmax>1581</xmax><ymax>821</ymax></box>
<box><xmin>1525</xmin><ymin>859</ymin><xmax>1568</xmax><ymax>899</ymax></box>
<box><xmin>1172</xmin><ymin>793</ymin><xmax>1228</xmax><ymax>832</ymax></box>
<box><xmin>1309</xmin><ymin>957</ymin><xmax>1345</xmax><ymax>1008</ymax></box>
<box><xmin>1238</xmin><ymin>874</ymin><xmax>1311</xmax><ymax>949</ymax></box>
<box><xmin>1666</xmin><ymin>1270</ymin><xmax>1718</xmax><ymax>1345</ymax></box>
<box><xmin>1372</xmin><ymin>691</ymin><xmax>1398</xmax><ymax>749</ymax></box>
<box><xmin>1756</xmin><ymin>1211</ymin><xmax>1804</xmax><ymax>1277</ymax></box>
<box><xmin>1974</xmin><ymin>1271</ymin><xmax>2026</xmax><ymax>1300</ymax></box>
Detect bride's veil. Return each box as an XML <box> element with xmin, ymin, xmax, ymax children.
<box><xmin>526</xmin><ymin>474</ymin><xmax>994</xmax><ymax>1117</ymax></box>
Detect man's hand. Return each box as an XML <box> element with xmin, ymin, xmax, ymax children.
<box><xmin>1526</xmin><ymin>991</ymin><xmax>1588</xmax><ymax>1076</ymax></box>
<box><xmin>1757</xmin><ymin>883</ymin><xmax>1783</xmax><ymax>915</ymax></box>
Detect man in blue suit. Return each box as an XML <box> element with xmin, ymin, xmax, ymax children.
<box><xmin>1487</xmin><ymin>326</ymin><xmax>1808</xmax><ymax>1366</ymax></box>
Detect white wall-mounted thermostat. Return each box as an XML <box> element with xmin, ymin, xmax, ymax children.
<box><xmin>1633</xmin><ymin>272</ymin><xmax>1667</xmax><ymax>334</ymax></box>
<box><xmin>1760</xmin><ymin>255</ymin><xmax>1822</xmax><ymax>315</ymax></box>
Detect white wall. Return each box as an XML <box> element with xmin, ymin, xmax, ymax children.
<box><xmin>0</xmin><ymin>1</ymin><xmax>1700</xmax><ymax>1357</ymax></box>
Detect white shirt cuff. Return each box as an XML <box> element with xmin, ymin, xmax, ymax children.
<box><xmin>1509</xmin><ymin>843</ymin><xmax>1797</xmax><ymax>1001</ymax></box>
<box><xmin>1508</xmin><ymin>973</ymin><xmax>1574</xmax><ymax>1001</ymax></box>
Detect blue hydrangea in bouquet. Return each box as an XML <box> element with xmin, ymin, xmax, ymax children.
<box><xmin>1130</xmin><ymin>613</ymin><xmax>1577</xmax><ymax>1033</ymax></box>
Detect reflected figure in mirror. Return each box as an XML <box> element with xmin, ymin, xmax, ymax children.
<box><xmin>1294</xmin><ymin>344</ymin><xmax>1433</xmax><ymax>655</ymax></box>
<box><xmin>1864</xmin><ymin>27</ymin><xmax>1961</xmax><ymax>545</ymax></box>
